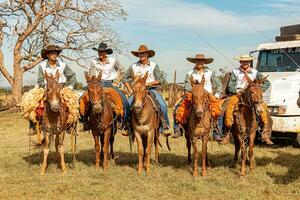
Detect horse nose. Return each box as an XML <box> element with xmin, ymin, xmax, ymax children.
<box><xmin>50</xmin><ymin>102</ymin><xmax>60</xmax><ymax>112</ymax></box>
<box><xmin>195</xmin><ymin>108</ymin><xmax>203</xmax><ymax>116</ymax></box>
<box><xmin>93</xmin><ymin>103</ymin><xmax>102</xmax><ymax>113</ymax></box>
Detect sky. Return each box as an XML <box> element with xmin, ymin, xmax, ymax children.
<box><xmin>1</xmin><ymin>0</ymin><xmax>300</xmax><ymax>86</ymax></box>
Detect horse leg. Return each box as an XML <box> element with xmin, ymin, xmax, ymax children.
<box><xmin>55</xmin><ymin>134</ymin><xmax>60</xmax><ymax>168</ymax></box>
<box><xmin>100</xmin><ymin>133</ymin><xmax>104</xmax><ymax>162</ymax></box>
<box><xmin>102</xmin><ymin>128</ymin><xmax>111</xmax><ymax>171</ymax></box>
<box><xmin>58</xmin><ymin>131</ymin><xmax>66</xmax><ymax>173</ymax></box>
<box><xmin>233</xmin><ymin>130</ymin><xmax>240</xmax><ymax>168</ymax></box>
<box><xmin>248</xmin><ymin>129</ymin><xmax>256</xmax><ymax>174</ymax></box>
<box><xmin>135</xmin><ymin>132</ymin><xmax>143</xmax><ymax>175</ymax></box>
<box><xmin>185</xmin><ymin>130</ymin><xmax>192</xmax><ymax>165</ymax></box>
<box><xmin>240</xmin><ymin>136</ymin><xmax>247</xmax><ymax>176</ymax></box>
<box><xmin>92</xmin><ymin>130</ymin><xmax>100</xmax><ymax>169</ymax></box>
<box><xmin>192</xmin><ymin>137</ymin><xmax>199</xmax><ymax>177</ymax></box>
<box><xmin>109</xmin><ymin>132</ymin><xmax>115</xmax><ymax>164</ymax></box>
<box><xmin>201</xmin><ymin>137</ymin><xmax>208</xmax><ymax>177</ymax></box>
<box><xmin>40</xmin><ymin>133</ymin><xmax>50</xmax><ymax>175</ymax></box>
<box><xmin>154</xmin><ymin>131</ymin><xmax>159</xmax><ymax>164</ymax></box>
<box><xmin>145</xmin><ymin>131</ymin><xmax>154</xmax><ymax>174</ymax></box>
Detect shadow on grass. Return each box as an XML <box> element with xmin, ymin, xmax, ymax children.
<box><xmin>256</xmin><ymin>151</ymin><xmax>300</xmax><ymax>185</ymax></box>
<box><xmin>74</xmin><ymin>149</ymin><xmax>235</xmax><ymax>170</ymax></box>
<box><xmin>23</xmin><ymin>151</ymin><xmax>76</xmax><ymax>166</ymax></box>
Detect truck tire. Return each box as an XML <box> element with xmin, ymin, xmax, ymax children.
<box><xmin>292</xmin><ymin>133</ymin><xmax>300</xmax><ymax>148</ymax></box>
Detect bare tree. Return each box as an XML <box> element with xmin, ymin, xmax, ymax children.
<box><xmin>0</xmin><ymin>0</ymin><xmax>127</xmax><ymax>106</ymax></box>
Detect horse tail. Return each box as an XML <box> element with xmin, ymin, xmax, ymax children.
<box><xmin>32</xmin><ymin>138</ymin><xmax>46</xmax><ymax>149</ymax></box>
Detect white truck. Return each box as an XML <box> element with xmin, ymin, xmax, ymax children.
<box><xmin>253</xmin><ymin>24</ymin><xmax>300</xmax><ymax>147</ymax></box>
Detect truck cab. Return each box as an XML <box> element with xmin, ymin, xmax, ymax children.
<box><xmin>254</xmin><ymin>25</ymin><xmax>300</xmax><ymax>147</ymax></box>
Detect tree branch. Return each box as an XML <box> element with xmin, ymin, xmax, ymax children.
<box><xmin>22</xmin><ymin>57</ymin><xmax>43</xmax><ymax>71</ymax></box>
<box><xmin>0</xmin><ymin>31</ymin><xmax>13</xmax><ymax>85</ymax></box>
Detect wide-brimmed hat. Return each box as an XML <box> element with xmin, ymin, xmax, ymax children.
<box><xmin>41</xmin><ymin>45</ymin><xmax>62</xmax><ymax>59</ymax></box>
<box><xmin>187</xmin><ymin>54</ymin><xmax>214</xmax><ymax>64</ymax></box>
<box><xmin>234</xmin><ymin>54</ymin><xmax>254</xmax><ymax>61</ymax></box>
<box><xmin>131</xmin><ymin>44</ymin><xmax>155</xmax><ymax>58</ymax></box>
<box><xmin>92</xmin><ymin>42</ymin><xmax>113</xmax><ymax>54</ymax></box>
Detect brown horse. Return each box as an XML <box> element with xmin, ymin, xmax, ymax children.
<box><xmin>184</xmin><ymin>76</ymin><xmax>212</xmax><ymax>177</ymax></box>
<box><xmin>231</xmin><ymin>76</ymin><xmax>268</xmax><ymax>176</ymax></box>
<box><xmin>85</xmin><ymin>72</ymin><xmax>116</xmax><ymax>170</ymax></box>
<box><xmin>131</xmin><ymin>72</ymin><xmax>161</xmax><ymax>174</ymax></box>
<box><xmin>39</xmin><ymin>70</ymin><xmax>73</xmax><ymax>175</ymax></box>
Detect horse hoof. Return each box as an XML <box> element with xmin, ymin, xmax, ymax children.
<box><xmin>193</xmin><ymin>172</ymin><xmax>198</xmax><ymax>177</ymax></box>
<box><xmin>62</xmin><ymin>167</ymin><xmax>67</xmax><ymax>173</ymax></box>
<box><xmin>137</xmin><ymin>168</ymin><xmax>143</xmax><ymax>175</ymax></box>
<box><xmin>40</xmin><ymin>170</ymin><xmax>46</xmax><ymax>175</ymax></box>
<box><xmin>201</xmin><ymin>172</ymin><xmax>207</xmax><ymax>177</ymax></box>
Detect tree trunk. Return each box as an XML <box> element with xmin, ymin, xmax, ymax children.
<box><xmin>11</xmin><ymin>65</ymin><xmax>24</xmax><ymax>106</ymax></box>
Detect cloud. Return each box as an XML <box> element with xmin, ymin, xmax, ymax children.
<box><xmin>120</xmin><ymin>0</ymin><xmax>300</xmax><ymax>35</ymax></box>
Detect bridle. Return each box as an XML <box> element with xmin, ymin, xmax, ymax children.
<box><xmin>87</xmin><ymin>80</ymin><xmax>117</xmax><ymax>129</ymax></box>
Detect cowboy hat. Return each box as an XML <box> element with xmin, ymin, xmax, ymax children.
<box><xmin>234</xmin><ymin>54</ymin><xmax>254</xmax><ymax>61</ymax></box>
<box><xmin>131</xmin><ymin>44</ymin><xmax>155</xmax><ymax>58</ymax></box>
<box><xmin>93</xmin><ymin>42</ymin><xmax>113</xmax><ymax>54</ymax></box>
<box><xmin>41</xmin><ymin>45</ymin><xmax>62</xmax><ymax>59</ymax></box>
<box><xmin>186</xmin><ymin>54</ymin><xmax>214</xmax><ymax>64</ymax></box>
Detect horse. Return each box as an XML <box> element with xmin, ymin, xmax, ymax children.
<box><xmin>131</xmin><ymin>72</ymin><xmax>161</xmax><ymax>174</ymax></box>
<box><xmin>85</xmin><ymin>72</ymin><xmax>117</xmax><ymax>170</ymax></box>
<box><xmin>184</xmin><ymin>76</ymin><xmax>212</xmax><ymax>177</ymax></box>
<box><xmin>231</xmin><ymin>75</ymin><xmax>268</xmax><ymax>176</ymax></box>
<box><xmin>38</xmin><ymin>70</ymin><xmax>76</xmax><ymax>175</ymax></box>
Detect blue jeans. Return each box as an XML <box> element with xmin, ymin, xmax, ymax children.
<box><xmin>128</xmin><ymin>88</ymin><xmax>170</xmax><ymax>129</ymax></box>
<box><xmin>101</xmin><ymin>80</ymin><xmax>130</xmax><ymax>122</ymax></box>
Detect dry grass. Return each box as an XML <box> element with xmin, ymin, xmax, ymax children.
<box><xmin>0</xmin><ymin>112</ymin><xmax>299</xmax><ymax>200</ymax></box>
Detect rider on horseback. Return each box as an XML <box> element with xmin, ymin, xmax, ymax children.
<box><xmin>123</xmin><ymin>44</ymin><xmax>171</xmax><ymax>136</ymax></box>
<box><xmin>172</xmin><ymin>54</ymin><xmax>223</xmax><ymax>139</ymax></box>
<box><xmin>221</xmin><ymin>54</ymin><xmax>273</xmax><ymax>145</ymax></box>
<box><xmin>38</xmin><ymin>45</ymin><xmax>76</xmax><ymax>88</ymax></box>
<box><xmin>79</xmin><ymin>42</ymin><xmax>130</xmax><ymax>133</ymax></box>
<box><xmin>30</xmin><ymin>45</ymin><xmax>77</xmax><ymax>130</ymax></box>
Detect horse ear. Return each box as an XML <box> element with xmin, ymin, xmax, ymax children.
<box><xmin>200</xmin><ymin>75</ymin><xmax>205</xmax><ymax>86</ymax></box>
<box><xmin>44</xmin><ymin>70</ymin><xmax>49</xmax><ymax>81</ymax></box>
<box><xmin>190</xmin><ymin>75</ymin><xmax>195</xmax><ymax>88</ymax></box>
<box><xmin>258</xmin><ymin>75</ymin><xmax>269</xmax><ymax>85</ymax></box>
<box><xmin>243</xmin><ymin>72</ymin><xmax>254</xmax><ymax>84</ymax></box>
<box><xmin>85</xmin><ymin>71</ymin><xmax>90</xmax><ymax>82</ymax></box>
<box><xmin>54</xmin><ymin>70</ymin><xmax>60</xmax><ymax>82</ymax></box>
<box><xmin>142</xmin><ymin>71</ymin><xmax>148</xmax><ymax>83</ymax></box>
<box><xmin>131</xmin><ymin>70</ymin><xmax>137</xmax><ymax>82</ymax></box>
<box><xmin>97</xmin><ymin>70</ymin><xmax>102</xmax><ymax>81</ymax></box>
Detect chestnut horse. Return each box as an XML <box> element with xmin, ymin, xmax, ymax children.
<box><xmin>85</xmin><ymin>72</ymin><xmax>116</xmax><ymax>170</ymax></box>
<box><xmin>231</xmin><ymin>76</ymin><xmax>268</xmax><ymax>176</ymax></box>
<box><xmin>184</xmin><ymin>76</ymin><xmax>212</xmax><ymax>177</ymax></box>
<box><xmin>131</xmin><ymin>72</ymin><xmax>161</xmax><ymax>174</ymax></box>
<box><xmin>39</xmin><ymin>70</ymin><xmax>76</xmax><ymax>175</ymax></box>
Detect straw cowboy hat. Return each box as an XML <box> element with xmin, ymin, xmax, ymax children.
<box><xmin>41</xmin><ymin>45</ymin><xmax>62</xmax><ymax>59</ymax></box>
<box><xmin>131</xmin><ymin>44</ymin><xmax>155</xmax><ymax>58</ymax></box>
<box><xmin>234</xmin><ymin>54</ymin><xmax>254</xmax><ymax>61</ymax></box>
<box><xmin>186</xmin><ymin>54</ymin><xmax>214</xmax><ymax>64</ymax></box>
<box><xmin>93</xmin><ymin>42</ymin><xmax>113</xmax><ymax>54</ymax></box>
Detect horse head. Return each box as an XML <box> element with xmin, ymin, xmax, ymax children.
<box><xmin>45</xmin><ymin>70</ymin><xmax>62</xmax><ymax>112</ymax></box>
<box><xmin>85</xmin><ymin>71</ymin><xmax>104</xmax><ymax>114</ymax></box>
<box><xmin>132</xmin><ymin>71</ymin><xmax>148</xmax><ymax>114</ymax></box>
<box><xmin>243</xmin><ymin>75</ymin><xmax>268</xmax><ymax>105</ymax></box>
<box><xmin>190</xmin><ymin>75</ymin><xmax>207</xmax><ymax>118</ymax></box>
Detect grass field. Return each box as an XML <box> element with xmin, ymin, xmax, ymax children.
<box><xmin>0</xmin><ymin>112</ymin><xmax>299</xmax><ymax>200</ymax></box>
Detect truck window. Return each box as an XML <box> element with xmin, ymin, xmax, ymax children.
<box><xmin>257</xmin><ymin>48</ymin><xmax>300</xmax><ymax>72</ymax></box>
